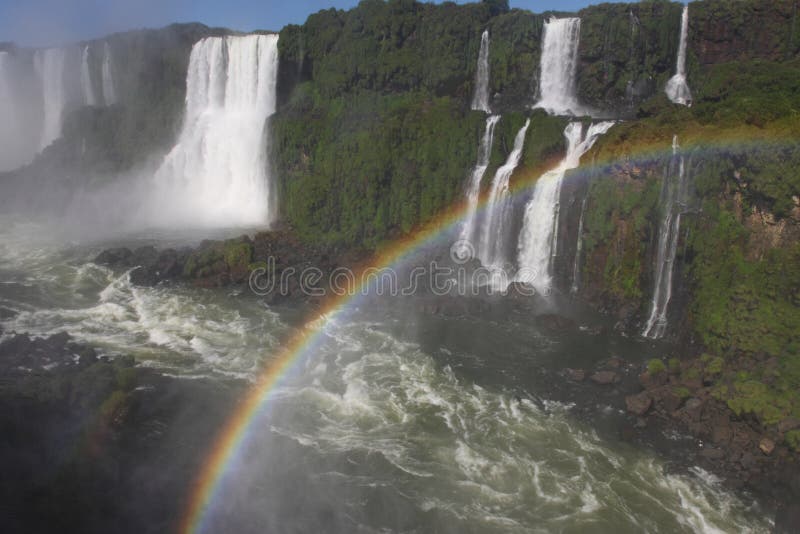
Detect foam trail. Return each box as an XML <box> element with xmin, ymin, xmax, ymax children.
<box><xmin>152</xmin><ymin>34</ymin><xmax>279</xmax><ymax>228</ymax></box>
<box><xmin>516</xmin><ymin>122</ymin><xmax>614</xmax><ymax>293</ymax></box>
<box><xmin>665</xmin><ymin>6</ymin><xmax>692</xmax><ymax>106</ymax></box>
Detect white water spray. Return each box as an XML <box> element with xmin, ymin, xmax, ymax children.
<box><xmin>477</xmin><ymin>119</ymin><xmax>530</xmax><ymax>269</ymax></box>
<box><xmin>34</xmin><ymin>48</ymin><xmax>67</xmax><ymax>151</ymax></box>
<box><xmin>102</xmin><ymin>43</ymin><xmax>116</xmax><ymax>105</ymax></box>
<box><xmin>152</xmin><ymin>34</ymin><xmax>279</xmax><ymax>228</ymax></box>
<box><xmin>665</xmin><ymin>6</ymin><xmax>692</xmax><ymax>106</ymax></box>
<box><xmin>535</xmin><ymin>18</ymin><xmax>583</xmax><ymax>116</ymax></box>
<box><xmin>80</xmin><ymin>45</ymin><xmax>96</xmax><ymax>106</ymax></box>
<box><xmin>516</xmin><ymin>121</ymin><xmax>614</xmax><ymax>294</ymax></box>
<box><xmin>459</xmin><ymin>115</ymin><xmax>500</xmax><ymax>252</ymax></box>
<box><xmin>471</xmin><ymin>30</ymin><xmax>491</xmax><ymax>113</ymax></box>
<box><xmin>642</xmin><ymin>136</ymin><xmax>689</xmax><ymax>339</ymax></box>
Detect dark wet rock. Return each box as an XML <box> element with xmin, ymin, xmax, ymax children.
<box><xmin>700</xmin><ymin>448</ymin><xmax>726</xmax><ymax>460</ymax></box>
<box><xmin>649</xmin><ymin>386</ymin><xmax>683</xmax><ymax>413</ymax></box>
<box><xmin>94</xmin><ymin>247</ymin><xmax>133</xmax><ymax>266</ymax></box>
<box><xmin>537</xmin><ymin>314</ymin><xmax>576</xmax><ymax>331</ymax></box>
<box><xmin>565</xmin><ymin>368</ymin><xmax>586</xmax><ymax>382</ymax></box>
<box><xmin>639</xmin><ymin>370</ymin><xmax>668</xmax><ymax>389</ymax></box>
<box><xmin>606</xmin><ymin>356</ymin><xmax>624</xmax><ymax>369</ymax></box>
<box><xmin>590</xmin><ymin>371</ymin><xmax>620</xmax><ymax>385</ymax></box>
<box><xmin>506</xmin><ymin>282</ymin><xmax>536</xmax><ymax>299</ymax></box>
<box><xmin>775</xmin><ymin>504</ymin><xmax>800</xmax><ymax>534</ymax></box>
<box><xmin>625</xmin><ymin>392</ymin><xmax>652</xmax><ymax>416</ymax></box>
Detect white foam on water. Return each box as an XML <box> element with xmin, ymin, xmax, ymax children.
<box><xmin>262</xmin><ymin>320</ymin><xmax>770</xmax><ymax>532</ymax></box>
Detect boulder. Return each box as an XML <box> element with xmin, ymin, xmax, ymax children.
<box><xmin>565</xmin><ymin>368</ymin><xmax>586</xmax><ymax>382</ymax></box>
<box><xmin>625</xmin><ymin>392</ymin><xmax>652</xmax><ymax>416</ymax></box>
<box><xmin>591</xmin><ymin>371</ymin><xmax>620</xmax><ymax>385</ymax></box>
<box><xmin>759</xmin><ymin>437</ymin><xmax>776</xmax><ymax>456</ymax></box>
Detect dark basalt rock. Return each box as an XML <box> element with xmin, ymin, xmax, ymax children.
<box><xmin>590</xmin><ymin>370</ymin><xmax>620</xmax><ymax>385</ymax></box>
<box><xmin>625</xmin><ymin>392</ymin><xmax>652</xmax><ymax>416</ymax></box>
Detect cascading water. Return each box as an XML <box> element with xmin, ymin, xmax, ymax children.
<box><xmin>471</xmin><ymin>30</ymin><xmax>491</xmax><ymax>113</ymax></box>
<box><xmin>458</xmin><ymin>115</ymin><xmax>500</xmax><ymax>254</ymax></box>
<box><xmin>516</xmin><ymin>121</ymin><xmax>614</xmax><ymax>294</ymax></box>
<box><xmin>535</xmin><ymin>17</ymin><xmax>583</xmax><ymax>116</ymax></box>
<box><xmin>80</xmin><ymin>45</ymin><xmax>96</xmax><ymax>106</ymax></box>
<box><xmin>476</xmin><ymin>119</ymin><xmax>530</xmax><ymax>270</ymax></box>
<box><xmin>642</xmin><ymin>136</ymin><xmax>689</xmax><ymax>339</ymax></box>
<box><xmin>0</xmin><ymin>52</ymin><xmax>18</xmax><ymax>172</ymax></box>
<box><xmin>665</xmin><ymin>6</ymin><xmax>692</xmax><ymax>106</ymax></box>
<box><xmin>34</xmin><ymin>48</ymin><xmax>67</xmax><ymax>151</ymax></box>
<box><xmin>102</xmin><ymin>43</ymin><xmax>116</xmax><ymax>105</ymax></box>
<box><xmin>152</xmin><ymin>34</ymin><xmax>279</xmax><ymax>228</ymax></box>
<box><xmin>570</xmin><ymin>196</ymin><xmax>588</xmax><ymax>294</ymax></box>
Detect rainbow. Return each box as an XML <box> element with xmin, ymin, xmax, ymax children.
<box><xmin>179</xmin><ymin>125</ymin><xmax>795</xmax><ymax>533</ymax></box>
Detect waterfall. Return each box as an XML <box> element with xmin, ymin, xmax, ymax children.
<box><xmin>458</xmin><ymin>115</ymin><xmax>500</xmax><ymax>253</ymax></box>
<box><xmin>471</xmin><ymin>30</ymin><xmax>491</xmax><ymax>113</ymax></box>
<box><xmin>80</xmin><ymin>46</ymin><xmax>96</xmax><ymax>106</ymax></box>
<box><xmin>535</xmin><ymin>17</ymin><xmax>583</xmax><ymax>116</ymax></box>
<box><xmin>476</xmin><ymin>119</ymin><xmax>530</xmax><ymax>269</ymax></box>
<box><xmin>642</xmin><ymin>136</ymin><xmax>689</xmax><ymax>339</ymax></box>
<box><xmin>516</xmin><ymin>121</ymin><xmax>614</xmax><ymax>294</ymax></box>
<box><xmin>570</xmin><ymin>195</ymin><xmax>588</xmax><ymax>294</ymax></box>
<box><xmin>34</xmin><ymin>48</ymin><xmax>67</xmax><ymax>151</ymax></box>
<box><xmin>102</xmin><ymin>43</ymin><xmax>116</xmax><ymax>105</ymax></box>
<box><xmin>0</xmin><ymin>51</ymin><xmax>20</xmax><ymax>172</ymax></box>
<box><xmin>665</xmin><ymin>6</ymin><xmax>692</xmax><ymax>106</ymax></box>
<box><xmin>152</xmin><ymin>34</ymin><xmax>279</xmax><ymax>228</ymax></box>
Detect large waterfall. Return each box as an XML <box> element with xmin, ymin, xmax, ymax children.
<box><xmin>642</xmin><ymin>136</ymin><xmax>689</xmax><ymax>339</ymax></box>
<box><xmin>80</xmin><ymin>46</ymin><xmax>96</xmax><ymax>106</ymax></box>
<box><xmin>471</xmin><ymin>30</ymin><xmax>491</xmax><ymax>113</ymax></box>
<box><xmin>535</xmin><ymin>18</ymin><xmax>583</xmax><ymax>116</ymax></box>
<box><xmin>34</xmin><ymin>48</ymin><xmax>67</xmax><ymax>151</ymax></box>
<box><xmin>459</xmin><ymin>115</ymin><xmax>500</xmax><ymax>253</ymax></box>
<box><xmin>516</xmin><ymin>121</ymin><xmax>614</xmax><ymax>293</ymax></box>
<box><xmin>102</xmin><ymin>43</ymin><xmax>116</xmax><ymax>105</ymax></box>
<box><xmin>665</xmin><ymin>6</ymin><xmax>692</xmax><ymax>106</ymax></box>
<box><xmin>152</xmin><ymin>34</ymin><xmax>279</xmax><ymax>228</ymax></box>
<box><xmin>476</xmin><ymin>119</ymin><xmax>530</xmax><ymax>269</ymax></box>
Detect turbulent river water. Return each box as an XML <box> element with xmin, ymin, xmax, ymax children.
<box><xmin>0</xmin><ymin>219</ymin><xmax>772</xmax><ymax>533</ymax></box>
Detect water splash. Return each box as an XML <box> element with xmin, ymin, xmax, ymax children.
<box><xmin>665</xmin><ymin>6</ymin><xmax>692</xmax><ymax>106</ymax></box>
<box><xmin>516</xmin><ymin>122</ymin><xmax>614</xmax><ymax>294</ymax></box>
<box><xmin>151</xmin><ymin>34</ymin><xmax>280</xmax><ymax>228</ymax></box>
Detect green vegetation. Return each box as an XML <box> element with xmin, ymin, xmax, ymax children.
<box><xmin>787</xmin><ymin>430</ymin><xmax>800</xmax><ymax>451</ymax></box>
<box><xmin>647</xmin><ymin>358</ymin><xmax>667</xmax><ymax>375</ymax></box>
